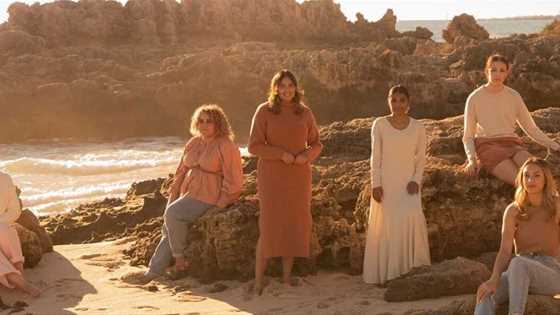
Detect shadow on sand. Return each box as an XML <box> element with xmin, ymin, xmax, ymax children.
<box><xmin>0</xmin><ymin>251</ymin><xmax>97</xmax><ymax>315</ymax></box>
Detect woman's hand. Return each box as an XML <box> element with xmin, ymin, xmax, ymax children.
<box><xmin>281</xmin><ymin>152</ymin><xmax>295</xmax><ymax>164</ymax></box>
<box><xmin>476</xmin><ymin>278</ymin><xmax>499</xmax><ymax>304</ymax></box>
<box><xmin>372</xmin><ymin>186</ymin><xmax>383</xmax><ymax>203</ymax></box>
<box><xmin>13</xmin><ymin>261</ymin><xmax>23</xmax><ymax>273</ymax></box>
<box><xmin>464</xmin><ymin>160</ymin><xmax>480</xmax><ymax>176</ymax></box>
<box><xmin>294</xmin><ymin>153</ymin><xmax>309</xmax><ymax>165</ymax></box>
<box><xmin>407</xmin><ymin>181</ymin><xmax>419</xmax><ymax>194</ymax></box>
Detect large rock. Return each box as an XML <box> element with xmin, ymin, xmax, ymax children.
<box><xmin>384</xmin><ymin>257</ymin><xmax>491</xmax><ymax>302</ymax></box>
<box><xmin>403</xmin><ymin>26</ymin><xmax>434</xmax><ymax>40</ymax></box>
<box><xmin>0</xmin><ymin>30</ymin><xmax>45</xmax><ymax>55</ymax></box>
<box><xmin>13</xmin><ymin>223</ymin><xmax>43</xmax><ymax>268</ymax></box>
<box><xmin>411</xmin><ymin>295</ymin><xmax>560</xmax><ymax>315</ymax></box>
<box><xmin>5</xmin><ymin>0</ymin><xmax>399</xmax><ymax>47</ymax></box>
<box><xmin>542</xmin><ymin>19</ymin><xmax>560</xmax><ymax>36</ymax></box>
<box><xmin>16</xmin><ymin>209</ymin><xmax>53</xmax><ymax>254</ymax></box>
<box><xmin>43</xmin><ymin>192</ymin><xmax>167</xmax><ymax>245</ymax></box>
<box><xmin>1</xmin><ymin>7</ymin><xmax>560</xmax><ymax>143</ymax></box>
<box><xmin>443</xmin><ymin>14</ymin><xmax>489</xmax><ymax>45</ymax></box>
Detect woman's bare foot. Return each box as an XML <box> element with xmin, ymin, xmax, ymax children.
<box><xmin>21</xmin><ymin>282</ymin><xmax>41</xmax><ymax>297</ymax></box>
<box><xmin>282</xmin><ymin>276</ymin><xmax>302</xmax><ymax>287</ymax></box>
<box><xmin>252</xmin><ymin>277</ymin><xmax>270</xmax><ymax>296</ymax></box>
<box><xmin>174</xmin><ymin>257</ymin><xmax>188</xmax><ymax>271</ymax></box>
<box><xmin>120</xmin><ymin>270</ymin><xmax>158</xmax><ymax>285</ymax></box>
<box><xmin>253</xmin><ymin>281</ymin><xmax>264</xmax><ymax>296</ymax></box>
<box><xmin>6</xmin><ymin>273</ymin><xmax>40</xmax><ymax>297</ymax></box>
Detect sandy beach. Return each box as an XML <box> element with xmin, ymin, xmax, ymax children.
<box><xmin>0</xmin><ymin>239</ymin><xmax>471</xmax><ymax>315</ymax></box>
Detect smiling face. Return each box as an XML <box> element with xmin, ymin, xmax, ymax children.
<box><xmin>276</xmin><ymin>76</ymin><xmax>296</xmax><ymax>104</ymax></box>
<box><xmin>388</xmin><ymin>92</ymin><xmax>410</xmax><ymax>117</ymax></box>
<box><xmin>486</xmin><ymin>61</ymin><xmax>509</xmax><ymax>86</ymax></box>
<box><xmin>196</xmin><ymin>112</ymin><xmax>216</xmax><ymax>139</ymax></box>
<box><xmin>522</xmin><ymin>163</ymin><xmax>546</xmax><ymax>195</ymax></box>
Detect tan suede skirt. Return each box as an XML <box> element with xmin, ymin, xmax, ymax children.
<box><xmin>474</xmin><ymin>136</ymin><xmax>526</xmax><ymax>172</ymax></box>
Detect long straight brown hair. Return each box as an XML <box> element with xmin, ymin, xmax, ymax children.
<box><xmin>267</xmin><ymin>69</ymin><xmax>304</xmax><ymax>115</ymax></box>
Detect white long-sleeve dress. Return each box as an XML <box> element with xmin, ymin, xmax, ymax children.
<box><xmin>363</xmin><ymin>117</ymin><xmax>431</xmax><ymax>284</ymax></box>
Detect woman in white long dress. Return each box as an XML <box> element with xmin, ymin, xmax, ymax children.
<box><xmin>363</xmin><ymin>85</ymin><xmax>431</xmax><ymax>284</ymax></box>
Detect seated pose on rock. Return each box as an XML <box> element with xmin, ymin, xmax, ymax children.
<box><xmin>475</xmin><ymin>157</ymin><xmax>560</xmax><ymax>315</ymax></box>
<box><xmin>249</xmin><ymin>69</ymin><xmax>323</xmax><ymax>294</ymax></box>
<box><xmin>463</xmin><ymin>54</ymin><xmax>560</xmax><ymax>185</ymax></box>
<box><xmin>0</xmin><ymin>171</ymin><xmax>40</xmax><ymax>297</ymax></box>
<box><xmin>140</xmin><ymin>104</ymin><xmax>244</xmax><ymax>282</ymax></box>
<box><xmin>363</xmin><ymin>85</ymin><xmax>431</xmax><ymax>284</ymax></box>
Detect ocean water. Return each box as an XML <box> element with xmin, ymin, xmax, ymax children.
<box><xmin>397</xmin><ymin>18</ymin><xmax>555</xmax><ymax>42</ymax></box>
<box><xmin>1</xmin><ymin>137</ymin><xmax>248</xmax><ymax>215</ymax></box>
<box><xmin>1</xmin><ymin>137</ymin><xmax>186</xmax><ymax>215</ymax></box>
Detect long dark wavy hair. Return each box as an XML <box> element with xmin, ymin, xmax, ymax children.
<box><xmin>267</xmin><ymin>69</ymin><xmax>305</xmax><ymax>115</ymax></box>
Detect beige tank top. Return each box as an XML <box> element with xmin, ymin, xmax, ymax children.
<box><xmin>514</xmin><ymin>206</ymin><xmax>560</xmax><ymax>257</ymax></box>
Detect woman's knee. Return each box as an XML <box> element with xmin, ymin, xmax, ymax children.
<box><xmin>164</xmin><ymin>202</ymin><xmax>182</xmax><ymax>222</ymax></box>
<box><xmin>508</xmin><ymin>256</ymin><xmax>529</xmax><ymax>275</ymax></box>
<box><xmin>513</xmin><ymin>151</ymin><xmax>531</xmax><ymax>167</ymax></box>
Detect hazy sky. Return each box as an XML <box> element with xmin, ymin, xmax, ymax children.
<box><xmin>1</xmin><ymin>0</ymin><xmax>559</xmax><ymax>23</ymax></box>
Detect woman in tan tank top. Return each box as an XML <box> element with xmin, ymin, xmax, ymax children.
<box><xmin>474</xmin><ymin>158</ymin><xmax>560</xmax><ymax>315</ymax></box>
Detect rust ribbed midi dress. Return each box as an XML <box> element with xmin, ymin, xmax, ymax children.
<box><xmin>248</xmin><ymin>102</ymin><xmax>323</xmax><ymax>258</ymax></box>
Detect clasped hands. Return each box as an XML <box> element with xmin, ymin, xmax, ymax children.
<box><xmin>371</xmin><ymin>181</ymin><xmax>419</xmax><ymax>203</ymax></box>
<box><xmin>281</xmin><ymin>151</ymin><xmax>308</xmax><ymax>165</ymax></box>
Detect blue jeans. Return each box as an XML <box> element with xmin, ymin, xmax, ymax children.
<box><xmin>474</xmin><ymin>254</ymin><xmax>560</xmax><ymax>315</ymax></box>
<box><xmin>147</xmin><ymin>196</ymin><xmax>213</xmax><ymax>276</ymax></box>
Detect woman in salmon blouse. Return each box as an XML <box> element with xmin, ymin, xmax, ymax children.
<box><xmin>140</xmin><ymin>104</ymin><xmax>244</xmax><ymax>282</ymax></box>
<box><xmin>248</xmin><ymin>69</ymin><xmax>323</xmax><ymax>294</ymax></box>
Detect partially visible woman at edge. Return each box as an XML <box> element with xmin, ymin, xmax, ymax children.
<box><xmin>136</xmin><ymin>104</ymin><xmax>244</xmax><ymax>283</ymax></box>
<box><xmin>248</xmin><ymin>69</ymin><xmax>323</xmax><ymax>295</ymax></box>
<box><xmin>474</xmin><ymin>157</ymin><xmax>560</xmax><ymax>315</ymax></box>
<box><xmin>463</xmin><ymin>54</ymin><xmax>560</xmax><ymax>185</ymax></box>
<box><xmin>0</xmin><ymin>171</ymin><xmax>41</xmax><ymax>297</ymax></box>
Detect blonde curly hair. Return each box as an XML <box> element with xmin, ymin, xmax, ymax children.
<box><xmin>189</xmin><ymin>104</ymin><xmax>234</xmax><ymax>141</ymax></box>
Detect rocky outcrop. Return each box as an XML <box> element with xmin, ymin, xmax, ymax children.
<box><xmin>40</xmin><ymin>107</ymin><xmax>560</xmax><ymax>281</ymax></box>
<box><xmin>542</xmin><ymin>19</ymin><xmax>560</xmax><ymax>35</ymax></box>
<box><xmin>13</xmin><ymin>210</ymin><xmax>53</xmax><ymax>268</ymax></box>
<box><xmin>1</xmin><ymin>2</ymin><xmax>560</xmax><ymax>143</ymax></box>
<box><xmin>13</xmin><ymin>224</ymin><xmax>42</xmax><ymax>268</ymax></box>
<box><xmin>403</xmin><ymin>26</ymin><xmax>433</xmax><ymax>40</ymax></box>
<box><xmin>17</xmin><ymin>209</ymin><xmax>52</xmax><ymax>254</ymax></box>
<box><xmin>384</xmin><ymin>257</ymin><xmax>491</xmax><ymax>302</ymax></box>
<box><xmin>411</xmin><ymin>295</ymin><xmax>560</xmax><ymax>315</ymax></box>
<box><xmin>443</xmin><ymin>14</ymin><xmax>489</xmax><ymax>45</ymax></box>
<box><xmin>0</xmin><ymin>29</ymin><xmax>45</xmax><ymax>54</ymax></box>
<box><xmin>6</xmin><ymin>0</ymin><xmax>398</xmax><ymax>47</ymax></box>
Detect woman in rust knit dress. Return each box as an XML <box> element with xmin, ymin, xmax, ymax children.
<box><xmin>248</xmin><ymin>70</ymin><xmax>323</xmax><ymax>294</ymax></box>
